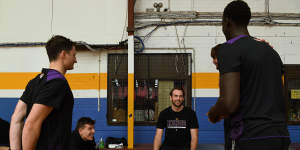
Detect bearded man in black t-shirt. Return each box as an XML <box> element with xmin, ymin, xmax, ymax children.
<box><xmin>9</xmin><ymin>35</ymin><xmax>77</xmax><ymax>150</ymax></box>
<box><xmin>207</xmin><ymin>1</ymin><xmax>290</xmax><ymax>150</ymax></box>
<box><xmin>153</xmin><ymin>88</ymin><xmax>199</xmax><ymax>150</ymax></box>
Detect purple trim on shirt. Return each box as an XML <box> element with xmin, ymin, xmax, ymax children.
<box><xmin>47</xmin><ymin>69</ymin><xmax>65</xmax><ymax>81</ymax></box>
<box><xmin>230</xmin><ymin>113</ymin><xmax>243</xmax><ymax>140</ymax></box>
<box><xmin>240</xmin><ymin>136</ymin><xmax>290</xmax><ymax>141</ymax></box>
<box><xmin>225</xmin><ymin>35</ymin><xmax>248</xmax><ymax>140</ymax></box>
<box><xmin>226</xmin><ymin>35</ymin><xmax>248</xmax><ymax>44</ymax></box>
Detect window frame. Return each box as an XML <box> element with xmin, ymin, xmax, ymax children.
<box><xmin>107</xmin><ymin>53</ymin><xmax>192</xmax><ymax>126</ymax></box>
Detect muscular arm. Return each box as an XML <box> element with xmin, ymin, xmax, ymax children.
<box><xmin>190</xmin><ymin>129</ymin><xmax>198</xmax><ymax>150</ymax></box>
<box><xmin>9</xmin><ymin>100</ymin><xmax>27</xmax><ymax>150</ymax></box>
<box><xmin>153</xmin><ymin>128</ymin><xmax>163</xmax><ymax>150</ymax></box>
<box><xmin>22</xmin><ymin>104</ymin><xmax>53</xmax><ymax>150</ymax></box>
<box><xmin>208</xmin><ymin>72</ymin><xmax>240</xmax><ymax>123</ymax></box>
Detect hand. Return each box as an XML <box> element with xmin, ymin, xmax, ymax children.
<box><xmin>206</xmin><ymin>104</ymin><xmax>226</xmax><ymax>124</ymax></box>
<box><xmin>206</xmin><ymin>112</ymin><xmax>214</xmax><ymax>123</ymax></box>
<box><xmin>206</xmin><ymin>111</ymin><xmax>223</xmax><ymax>124</ymax></box>
<box><xmin>255</xmin><ymin>38</ymin><xmax>274</xmax><ymax>48</ymax></box>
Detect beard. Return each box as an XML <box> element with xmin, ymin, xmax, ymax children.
<box><xmin>172</xmin><ymin>99</ymin><xmax>184</xmax><ymax>108</ymax></box>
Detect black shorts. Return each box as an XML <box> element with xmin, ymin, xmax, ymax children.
<box><xmin>235</xmin><ymin>138</ymin><xmax>290</xmax><ymax>150</ymax></box>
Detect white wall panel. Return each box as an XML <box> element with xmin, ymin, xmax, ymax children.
<box><xmin>0</xmin><ymin>0</ymin><xmax>127</xmax><ymax>44</ymax></box>
<box><xmin>72</xmin><ymin>89</ymin><xmax>107</xmax><ymax>98</ymax></box>
<box><xmin>193</xmin><ymin>89</ymin><xmax>219</xmax><ymax>97</ymax></box>
<box><xmin>143</xmin><ymin>36</ymin><xmax>181</xmax><ymax>48</ymax></box>
<box><xmin>249</xmin><ymin>26</ymin><xmax>300</xmax><ymax>37</ymax></box>
<box><xmin>194</xmin><ymin>0</ymin><xmax>264</xmax><ymax>12</ymax></box>
<box><xmin>0</xmin><ymin>48</ymin><xmax>102</xmax><ymax>73</ymax></box>
<box><xmin>270</xmin><ymin>0</ymin><xmax>300</xmax><ymax>13</ymax></box>
<box><xmin>0</xmin><ymin>88</ymin><xmax>218</xmax><ymax>98</ymax></box>
<box><xmin>53</xmin><ymin>0</ymin><xmax>127</xmax><ymax>44</ymax></box>
<box><xmin>137</xmin><ymin>26</ymin><xmax>223</xmax><ymax>38</ymax></box>
<box><xmin>135</xmin><ymin>0</ymin><xmax>265</xmax><ymax>12</ymax></box>
<box><xmin>135</xmin><ymin>0</ymin><xmax>168</xmax><ymax>12</ymax></box>
<box><xmin>0</xmin><ymin>89</ymin><xmax>107</xmax><ymax>98</ymax></box>
<box><xmin>169</xmin><ymin>0</ymin><xmax>193</xmax><ymax>11</ymax></box>
<box><xmin>99</xmin><ymin>51</ymin><xmax>108</xmax><ymax>73</ymax></box>
<box><xmin>0</xmin><ymin>90</ymin><xmax>24</xmax><ymax>98</ymax></box>
<box><xmin>285</xmin><ymin>55</ymin><xmax>300</xmax><ymax>64</ymax></box>
<box><xmin>0</xmin><ymin>47</ymin><xmax>48</xmax><ymax>72</ymax></box>
<box><xmin>136</xmin><ymin>25</ymin><xmax>300</xmax><ymax>72</ymax></box>
<box><xmin>2</xmin><ymin>26</ymin><xmax>298</xmax><ymax>73</ymax></box>
<box><xmin>137</xmin><ymin>25</ymin><xmax>225</xmax><ymax>72</ymax></box>
<box><xmin>0</xmin><ymin>1</ymin><xmax>51</xmax><ymax>42</ymax></box>
<box><xmin>68</xmin><ymin>51</ymin><xmax>100</xmax><ymax>73</ymax></box>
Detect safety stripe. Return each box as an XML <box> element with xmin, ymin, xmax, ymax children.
<box><xmin>0</xmin><ymin>72</ymin><xmax>107</xmax><ymax>90</ymax></box>
<box><xmin>192</xmin><ymin>73</ymin><xmax>219</xmax><ymax>89</ymax></box>
<box><xmin>0</xmin><ymin>72</ymin><xmax>219</xmax><ymax>90</ymax></box>
<box><xmin>127</xmin><ymin>73</ymin><xmax>134</xmax><ymax>148</ymax></box>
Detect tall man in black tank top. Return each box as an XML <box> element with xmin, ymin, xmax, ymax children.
<box><xmin>207</xmin><ymin>1</ymin><xmax>290</xmax><ymax>150</ymax></box>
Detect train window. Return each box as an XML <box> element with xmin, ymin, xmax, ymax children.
<box><xmin>107</xmin><ymin>54</ymin><xmax>191</xmax><ymax>125</ymax></box>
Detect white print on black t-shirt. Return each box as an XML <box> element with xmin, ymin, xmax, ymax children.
<box><xmin>167</xmin><ymin>120</ymin><xmax>186</xmax><ymax>129</ymax></box>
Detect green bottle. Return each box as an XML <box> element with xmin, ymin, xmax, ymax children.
<box><xmin>99</xmin><ymin>137</ymin><xmax>104</xmax><ymax>149</ymax></box>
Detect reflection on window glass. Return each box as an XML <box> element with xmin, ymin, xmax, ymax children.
<box><xmin>135</xmin><ymin>79</ymin><xmax>158</xmax><ymax>122</ymax></box>
<box><xmin>111</xmin><ymin>79</ymin><xmax>127</xmax><ymax>123</ymax></box>
<box><xmin>110</xmin><ymin>78</ymin><xmax>186</xmax><ymax>123</ymax></box>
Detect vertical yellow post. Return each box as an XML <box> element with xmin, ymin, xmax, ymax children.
<box><xmin>127</xmin><ymin>35</ymin><xmax>134</xmax><ymax>149</ymax></box>
<box><xmin>127</xmin><ymin>0</ymin><xmax>135</xmax><ymax>148</ymax></box>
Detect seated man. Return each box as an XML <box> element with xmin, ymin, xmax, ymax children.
<box><xmin>70</xmin><ymin>117</ymin><xmax>96</xmax><ymax>150</ymax></box>
<box><xmin>0</xmin><ymin>118</ymin><xmax>9</xmax><ymax>150</ymax></box>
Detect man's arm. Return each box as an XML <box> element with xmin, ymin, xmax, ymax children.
<box><xmin>208</xmin><ymin>72</ymin><xmax>240</xmax><ymax>123</ymax></box>
<box><xmin>9</xmin><ymin>100</ymin><xmax>27</xmax><ymax>150</ymax></box>
<box><xmin>22</xmin><ymin>104</ymin><xmax>53</xmax><ymax>150</ymax></box>
<box><xmin>153</xmin><ymin>128</ymin><xmax>163</xmax><ymax>150</ymax></box>
<box><xmin>190</xmin><ymin>129</ymin><xmax>198</xmax><ymax>150</ymax></box>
